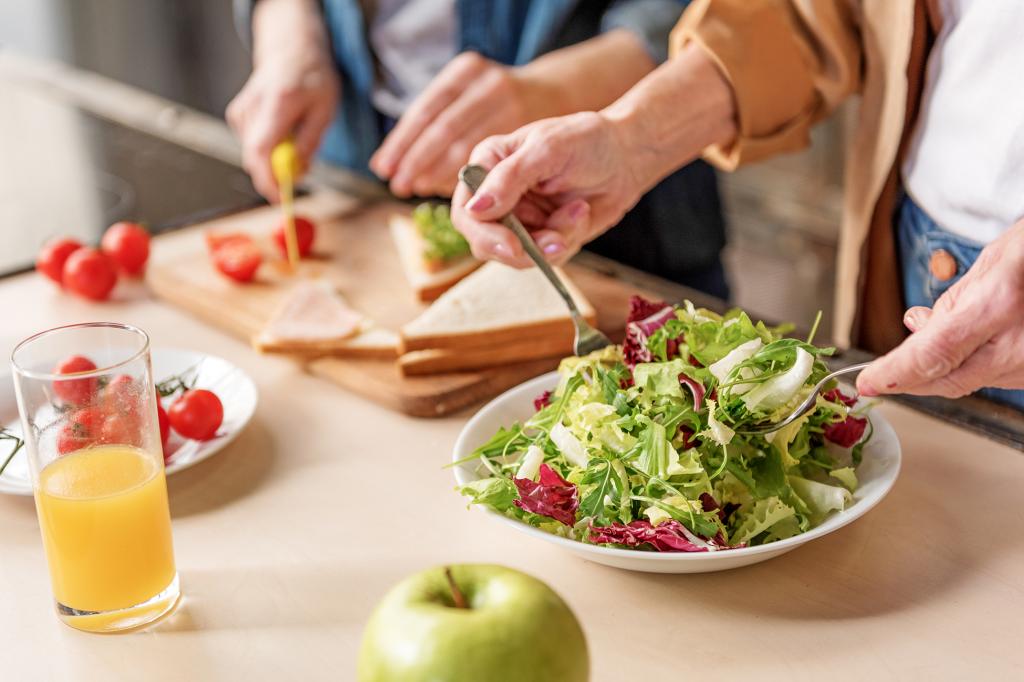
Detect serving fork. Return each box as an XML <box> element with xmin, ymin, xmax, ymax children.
<box><xmin>459</xmin><ymin>164</ymin><xmax>612</xmax><ymax>356</ymax></box>
<box><xmin>732</xmin><ymin>362</ymin><xmax>872</xmax><ymax>435</ymax></box>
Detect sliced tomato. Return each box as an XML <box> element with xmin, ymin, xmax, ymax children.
<box><xmin>272</xmin><ymin>216</ymin><xmax>316</xmax><ymax>259</ymax></box>
<box><xmin>101</xmin><ymin>222</ymin><xmax>150</xmax><ymax>276</ymax></box>
<box><xmin>209</xmin><ymin>234</ymin><xmax>262</xmax><ymax>283</ymax></box>
<box><xmin>37</xmin><ymin>238</ymin><xmax>83</xmax><ymax>285</ymax></box>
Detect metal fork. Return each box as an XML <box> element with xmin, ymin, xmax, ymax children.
<box><xmin>733</xmin><ymin>362</ymin><xmax>872</xmax><ymax>435</ymax></box>
<box><xmin>459</xmin><ymin>164</ymin><xmax>612</xmax><ymax>356</ymax></box>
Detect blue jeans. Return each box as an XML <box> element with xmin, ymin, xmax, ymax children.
<box><xmin>896</xmin><ymin>194</ymin><xmax>1024</xmax><ymax>408</ymax></box>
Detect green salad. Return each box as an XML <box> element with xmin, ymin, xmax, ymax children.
<box><xmin>412</xmin><ymin>203</ymin><xmax>471</xmax><ymax>264</ymax></box>
<box><xmin>457</xmin><ymin>297</ymin><xmax>872</xmax><ymax>552</ymax></box>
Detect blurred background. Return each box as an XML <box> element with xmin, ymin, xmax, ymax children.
<box><xmin>0</xmin><ymin>0</ymin><xmax>851</xmax><ymax>333</ymax></box>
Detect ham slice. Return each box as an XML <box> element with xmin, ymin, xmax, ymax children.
<box><xmin>254</xmin><ymin>280</ymin><xmax>363</xmax><ymax>352</ymax></box>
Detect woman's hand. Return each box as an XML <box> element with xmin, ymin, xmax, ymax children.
<box><xmin>450</xmin><ymin>112</ymin><xmax>650</xmax><ymax>267</ymax></box>
<box><xmin>449</xmin><ymin>44</ymin><xmax>738</xmax><ymax>267</ymax></box>
<box><xmin>370</xmin><ymin>30</ymin><xmax>657</xmax><ymax>199</ymax></box>
<box><xmin>226</xmin><ymin>0</ymin><xmax>339</xmax><ymax>202</ymax></box>
<box><xmin>369</xmin><ymin>52</ymin><xmax>556</xmax><ymax>199</ymax></box>
<box><xmin>857</xmin><ymin>220</ymin><xmax>1024</xmax><ymax>398</ymax></box>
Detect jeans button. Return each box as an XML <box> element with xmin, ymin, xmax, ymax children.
<box><xmin>929</xmin><ymin>249</ymin><xmax>957</xmax><ymax>281</ymax></box>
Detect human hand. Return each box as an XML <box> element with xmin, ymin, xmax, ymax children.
<box><xmin>449</xmin><ymin>111</ymin><xmax>652</xmax><ymax>268</ymax></box>
<box><xmin>369</xmin><ymin>52</ymin><xmax>560</xmax><ymax>199</ymax></box>
<box><xmin>857</xmin><ymin>220</ymin><xmax>1024</xmax><ymax>398</ymax></box>
<box><xmin>226</xmin><ymin>0</ymin><xmax>339</xmax><ymax>202</ymax></box>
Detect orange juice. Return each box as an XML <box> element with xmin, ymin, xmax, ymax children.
<box><xmin>34</xmin><ymin>445</ymin><xmax>176</xmax><ymax>613</ymax></box>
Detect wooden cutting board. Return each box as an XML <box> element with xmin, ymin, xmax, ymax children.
<box><xmin>148</xmin><ymin>192</ymin><xmax>654</xmax><ymax>417</ymax></box>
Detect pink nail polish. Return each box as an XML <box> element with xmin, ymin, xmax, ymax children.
<box><xmin>493</xmin><ymin>243</ymin><xmax>512</xmax><ymax>258</ymax></box>
<box><xmin>468</xmin><ymin>192</ymin><xmax>495</xmax><ymax>212</ymax></box>
<box><xmin>543</xmin><ymin>242</ymin><xmax>565</xmax><ymax>256</ymax></box>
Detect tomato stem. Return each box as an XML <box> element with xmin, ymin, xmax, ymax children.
<box><xmin>0</xmin><ymin>428</ymin><xmax>25</xmax><ymax>477</ymax></box>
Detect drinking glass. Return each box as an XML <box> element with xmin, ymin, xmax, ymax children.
<box><xmin>11</xmin><ymin>322</ymin><xmax>179</xmax><ymax>633</ymax></box>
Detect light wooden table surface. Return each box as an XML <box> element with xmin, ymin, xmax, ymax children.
<box><xmin>1</xmin><ymin>260</ymin><xmax>1023</xmax><ymax>682</ymax></box>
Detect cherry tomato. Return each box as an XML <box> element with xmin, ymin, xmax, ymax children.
<box><xmin>101</xmin><ymin>222</ymin><xmax>150</xmax><ymax>276</ymax></box>
<box><xmin>36</xmin><ymin>238</ymin><xmax>83</xmax><ymax>285</ymax></box>
<box><xmin>168</xmin><ymin>389</ymin><xmax>223</xmax><ymax>441</ymax></box>
<box><xmin>63</xmin><ymin>248</ymin><xmax>118</xmax><ymax>301</ymax></box>
<box><xmin>52</xmin><ymin>355</ymin><xmax>98</xmax><ymax>405</ymax></box>
<box><xmin>98</xmin><ymin>413</ymin><xmax>141</xmax><ymax>447</ymax></box>
<box><xmin>157</xmin><ymin>401</ymin><xmax>171</xmax><ymax>458</ymax></box>
<box><xmin>211</xmin><ymin>238</ymin><xmax>262</xmax><ymax>283</ymax></box>
<box><xmin>272</xmin><ymin>216</ymin><xmax>316</xmax><ymax>258</ymax></box>
<box><xmin>205</xmin><ymin>231</ymin><xmax>250</xmax><ymax>252</ymax></box>
<box><xmin>56</xmin><ymin>407</ymin><xmax>103</xmax><ymax>454</ymax></box>
<box><xmin>102</xmin><ymin>374</ymin><xmax>138</xmax><ymax>410</ymax></box>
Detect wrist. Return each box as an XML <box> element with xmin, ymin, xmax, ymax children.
<box><xmin>601</xmin><ymin>44</ymin><xmax>737</xmax><ymax>190</ymax></box>
<box><xmin>509</xmin><ymin>66</ymin><xmax>572</xmax><ymax>121</ymax></box>
<box><xmin>253</xmin><ymin>0</ymin><xmax>329</xmax><ymax>66</ymax></box>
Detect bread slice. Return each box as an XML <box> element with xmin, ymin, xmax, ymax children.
<box><xmin>389</xmin><ymin>214</ymin><xmax>481</xmax><ymax>302</ymax></box>
<box><xmin>400</xmin><ymin>261</ymin><xmax>596</xmax><ymax>353</ymax></box>
<box><xmin>253</xmin><ymin>280</ymin><xmax>399</xmax><ymax>359</ymax></box>
<box><xmin>399</xmin><ymin>333</ymin><xmax>571</xmax><ymax>376</ymax></box>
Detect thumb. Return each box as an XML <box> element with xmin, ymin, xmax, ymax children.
<box><xmin>903</xmin><ymin>306</ymin><xmax>933</xmax><ymax>333</ymax></box>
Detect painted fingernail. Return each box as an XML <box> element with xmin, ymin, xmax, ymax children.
<box><xmin>493</xmin><ymin>243</ymin><xmax>512</xmax><ymax>259</ymax></box>
<box><xmin>468</xmin><ymin>192</ymin><xmax>495</xmax><ymax>212</ymax></box>
<box><xmin>543</xmin><ymin>242</ymin><xmax>565</xmax><ymax>256</ymax></box>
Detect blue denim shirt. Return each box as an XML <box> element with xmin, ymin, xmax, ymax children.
<box><xmin>314</xmin><ymin>0</ymin><xmax>689</xmax><ymax>176</ymax></box>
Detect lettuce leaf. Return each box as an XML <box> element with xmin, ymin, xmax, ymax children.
<box><xmin>788</xmin><ymin>475</ymin><xmax>852</xmax><ymax>524</ymax></box>
<box><xmin>460</xmin><ymin>477</ymin><xmax>518</xmax><ymax>512</ymax></box>
<box><xmin>730</xmin><ymin>496</ymin><xmax>797</xmax><ymax>545</ymax></box>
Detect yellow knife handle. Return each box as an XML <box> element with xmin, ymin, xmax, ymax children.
<box><xmin>271</xmin><ymin>139</ymin><xmax>302</xmax><ymax>270</ymax></box>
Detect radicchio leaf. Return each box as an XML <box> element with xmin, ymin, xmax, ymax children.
<box><xmin>823</xmin><ymin>388</ymin><xmax>858</xmax><ymax>408</ymax></box>
<box><xmin>588</xmin><ymin>520</ymin><xmax>710</xmax><ymax>552</ymax></box>
<box><xmin>822</xmin><ymin>388</ymin><xmax>868</xmax><ymax>447</ymax></box>
<box><xmin>679</xmin><ymin>375</ymin><xmax>706</xmax><ymax>408</ymax></box>
<box><xmin>623</xmin><ymin>298</ymin><xmax>676</xmax><ymax>370</ymax></box>
<box><xmin>513</xmin><ymin>463</ymin><xmax>578</xmax><ymax>526</ymax></box>
<box><xmin>824</xmin><ymin>415</ymin><xmax>869</xmax><ymax>448</ymax></box>
<box><xmin>627</xmin><ymin>295</ymin><xmax>670</xmax><ymax>323</ymax></box>
<box><xmin>533</xmin><ymin>390</ymin><xmax>553</xmax><ymax>412</ymax></box>
<box><xmin>677</xmin><ymin>425</ymin><xmax>696</xmax><ymax>449</ymax></box>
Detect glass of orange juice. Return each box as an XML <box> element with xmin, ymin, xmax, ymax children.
<box><xmin>11</xmin><ymin>322</ymin><xmax>179</xmax><ymax>633</ymax></box>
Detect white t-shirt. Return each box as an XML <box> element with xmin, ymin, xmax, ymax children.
<box><xmin>901</xmin><ymin>0</ymin><xmax>1024</xmax><ymax>244</ymax></box>
<box><xmin>365</xmin><ymin>0</ymin><xmax>457</xmax><ymax>119</ymax></box>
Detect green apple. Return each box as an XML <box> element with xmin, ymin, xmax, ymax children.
<box><xmin>358</xmin><ymin>564</ymin><xmax>589</xmax><ymax>682</ymax></box>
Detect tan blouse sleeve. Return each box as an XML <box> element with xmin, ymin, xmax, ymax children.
<box><xmin>671</xmin><ymin>0</ymin><xmax>863</xmax><ymax>169</ymax></box>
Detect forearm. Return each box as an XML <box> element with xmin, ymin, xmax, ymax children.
<box><xmin>515</xmin><ymin>29</ymin><xmax>657</xmax><ymax>119</ymax></box>
<box><xmin>603</xmin><ymin>43</ymin><xmax>737</xmax><ymax>191</ymax></box>
<box><xmin>252</xmin><ymin>0</ymin><xmax>329</xmax><ymax>65</ymax></box>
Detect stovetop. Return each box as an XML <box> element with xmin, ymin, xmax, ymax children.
<box><xmin>0</xmin><ymin>81</ymin><xmax>263</xmax><ymax>277</ymax></box>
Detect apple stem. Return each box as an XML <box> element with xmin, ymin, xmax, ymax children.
<box><xmin>444</xmin><ymin>566</ymin><xmax>468</xmax><ymax>609</ymax></box>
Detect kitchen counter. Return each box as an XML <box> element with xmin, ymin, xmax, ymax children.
<box><xmin>2</xmin><ymin>246</ymin><xmax>1024</xmax><ymax>681</ymax></box>
<box><xmin>3</xmin><ymin>52</ymin><xmax>1024</xmax><ymax>681</ymax></box>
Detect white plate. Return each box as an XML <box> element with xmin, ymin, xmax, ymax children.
<box><xmin>453</xmin><ymin>371</ymin><xmax>901</xmax><ymax>574</ymax></box>
<box><xmin>0</xmin><ymin>348</ymin><xmax>258</xmax><ymax>496</ymax></box>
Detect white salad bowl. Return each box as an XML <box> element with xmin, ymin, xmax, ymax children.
<box><xmin>453</xmin><ymin>371</ymin><xmax>901</xmax><ymax>574</ymax></box>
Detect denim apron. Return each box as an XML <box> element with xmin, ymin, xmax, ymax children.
<box><xmin>896</xmin><ymin>194</ymin><xmax>1023</xmax><ymax>408</ymax></box>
